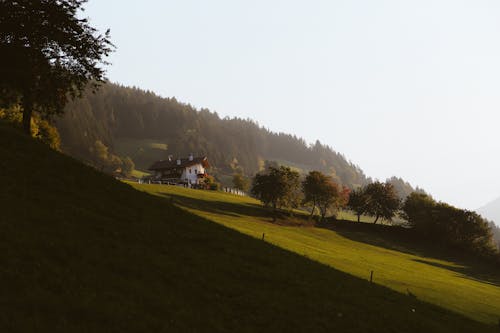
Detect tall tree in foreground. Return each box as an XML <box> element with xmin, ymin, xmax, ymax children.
<box><xmin>0</xmin><ymin>0</ymin><xmax>113</xmax><ymax>134</ymax></box>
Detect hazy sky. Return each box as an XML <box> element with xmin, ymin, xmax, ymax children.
<box><xmin>84</xmin><ymin>0</ymin><xmax>500</xmax><ymax>210</ymax></box>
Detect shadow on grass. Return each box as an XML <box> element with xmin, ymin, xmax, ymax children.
<box><xmin>318</xmin><ymin>220</ymin><xmax>500</xmax><ymax>288</ymax></box>
<box><xmin>157</xmin><ymin>192</ymin><xmax>312</xmax><ymax>226</ymax></box>
<box><xmin>412</xmin><ymin>258</ymin><xmax>500</xmax><ymax>287</ymax></box>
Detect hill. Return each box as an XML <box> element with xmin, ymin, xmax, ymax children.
<box><xmin>0</xmin><ymin>122</ymin><xmax>496</xmax><ymax>332</ymax></box>
<box><xmin>55</xmin><ymin>83</ymin><xmax>418</xmax><ymax>194</ymax></box>
<box><xmin>132</xmin><ymin>183</ymin><xmax>500</xmax><ymax>326</ymax></box>
<box><xmin>478</xmin><ymin>196</ymin><xmax>500</xmax><ymax>226</ymax></box>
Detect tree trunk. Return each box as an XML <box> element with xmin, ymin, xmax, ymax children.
<box><xmin>309</xmin><ymin>202</ymin><xmax>316</xmax><ymax>219</ymax></box>
<box><xmin>21</xmin><ymin>95</ymin><xmax>33</xmax><ymax>135</ymax></box>
<box><xmin>357</xmin><ymin>214</ymin><xmax>360</xmax><ymax>222</ymax></box>
<box><xmin>373</xmin><ymin>215</ymin><xmax>380</xmax><ymax>224</ymax></box>
<box><xmin>272</xmin><ymin>202</ymin><xmax>277</xmax><ymax>222</ymax></box>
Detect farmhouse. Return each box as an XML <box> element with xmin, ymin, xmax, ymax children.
<box><xmin>148</xmin><ymin>154</ymin><xmax>210</xmax><ymax>186</ymax></box>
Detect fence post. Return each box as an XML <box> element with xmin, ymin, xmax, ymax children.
<box><xmin>262</xmin><ymin>233</ymin><xmax>265</xmax><ymax>241</ymax></box>
<box><xmin>370</xmin><ymin>270</ymin><xmax>373</xmax><ymax>283</ymax></box>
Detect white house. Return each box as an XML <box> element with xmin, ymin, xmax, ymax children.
<box><xmin>148</xmin><ymin>154</ymin><xmax>210</xmax><ymax>186</ymax></box>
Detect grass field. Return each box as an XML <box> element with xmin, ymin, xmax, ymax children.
<box><xmin>131</xmin><ymin>183</ymin><xmax>500</xmax><ymax>325</ymax></box>
<box><xmin>1</xmin><ymin>121</ymin><xmax>498</xmax><ymax>332</ymax></box>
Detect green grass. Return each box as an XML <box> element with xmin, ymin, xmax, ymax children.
<box><xmin>130</xmin><ymin>169</ymin><xmax>150</xmax><ymax>179</ymax></box>
<box><xmin>130</xmin><ymin>183</ymin><xmax>500</xmax><ymax>325</ymax></box>
<box><xmin>114</xmin><ymin>137</ymin><xmax>170</xmax><ymax>170</ymax></box>
<box><xmin>1</xmin><ymin>121</ymin><xmax>497</xmax><ymax>332</ymax></box>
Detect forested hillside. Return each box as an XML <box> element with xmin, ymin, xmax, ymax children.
<box><xmin>56</xmin><ymin>83</ymin><xmax>419</xmax><ymax>193</ymax></box>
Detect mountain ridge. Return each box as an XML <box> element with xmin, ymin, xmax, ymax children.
<box><xmin>55</xmin><ymin>82</ymin><xmax>422</xmax><ymax>196</ymax></box>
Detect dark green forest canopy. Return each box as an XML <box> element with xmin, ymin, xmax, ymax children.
<box><xmin>56</xmin><ymin>82</ymin><xmax>417</xmax><ymax>194</ymax></box>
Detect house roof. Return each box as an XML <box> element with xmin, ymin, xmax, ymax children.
<box><xmin>148</xmin><ymin>156</ymin><xmax>210</xmax><ymax>171</ymax></box>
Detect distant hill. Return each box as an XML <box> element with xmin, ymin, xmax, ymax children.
<box><xmin>478</xmin><ymin>197</ymin><xmax>500</xmax><ymax>225</ymax></box>
<box><xmin>55</xmin><ymin>82</ymin><xmax>419</xmax><ymax>194</ymax></box>
<box><xmin>477</xmin><ymin>197</ymin><xmax>500</xmax><ymax>249</ymax></box>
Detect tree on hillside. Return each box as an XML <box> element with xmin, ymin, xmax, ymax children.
<box><xmin>303</xmin><ymin>171</ymin><xmax>329</xmax><ymax>218</ymax></box>
<box><xmin>0</xmin><ymin>0</ymin><xmax>113</xmax><ymax>134</ymax></box>
<box><xmin>364</xmin><ymin>181</ymin><xmax>400</xmax><ymax>224</ymax></box>
<box><xmin>303</xmin><ymin>171</ymin><xmax>349</xmax><ymax>221</ymax></box>
<box><xmin>347</xmin><ymin>187</ymin><xmax>370</xmax><ymax>222</ymax></box>
<box><xmin>251</xmin><ymin>166</ymin><xmax>301</xmax><ymax>220</ymax></box>
<box><xmin>400</xmin><ymin>192</ymin><xmax>437</xmax><ymax>230</ymax></box>
<box><xmin>232</xmin><ymin>172</ymin><xmax>250</xmax><ymax>192</ymax></box>
<box><xmin>401</xmin><ymin>192</ymin><xmax>497</xmax><ymax>255</ymax></box>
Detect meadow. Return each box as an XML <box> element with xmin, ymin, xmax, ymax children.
<box><xmin>131</xmin><ymin>183</ymin><xmax>500</xmax><ymax>325</ymax></box>
<box><xmin>1</xmin><ymin>121</ymin><xmax>497</xmax><ymax>332</ymax></box>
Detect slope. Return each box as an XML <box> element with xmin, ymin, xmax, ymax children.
<box><xmin>57</xmin><ymin>83</ymin><xmax>368</xmax><ymax>187</ymax></box>
<box><xmin>132</xmin><ymin>183</ymin><xmax>500</xmax><ymax>325</ymax></box>
<box><xmin>478</xmin><ymin>196</ymin><xmax>500</xmax><ymax>226</ymax></box>
<box><xmin>0</xmin><ymin>121</ymin><xmax>495</xmax><ymax>332</ymax></box>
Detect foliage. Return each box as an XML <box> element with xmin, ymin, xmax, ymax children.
<box><xmin>364</xmin><ymin>181</ymin><xmax>401</xmax><ymax>224</ymax></box>
<box><xmin>347</xmin><ymin>187</ymin><xmax>370</xmax><ymax>222</ymax></box>
<box><xmin>303</xmin><ymin>171</ymin><xmax>349</xmax><ymax>221</ymax></box>
<box><xmin>203</xmin><ymin>174</ymin><xmax>220</xmax><ymax>190</ymax></box>
<box><xmin>232</xmin><ymin>172</ymin><xmax>249</xmax><ymax>192</ymax></box>
<box><xmin>251</xmin><ymin>166</ymin><xmax>301</xmax><ymax>218</ymax></box>
<box><xmin>386</xmin><ymin>176</ymin><xmax>426</xmax><ymax>200</ymax></box>
<box><xmin>401</xmin><ymin>192</ymin><xmax>497</xmax><ymax>256</ymax></box>
<box><xmin>121</xmin><ymin>156</ymin><xmax>135</xmax><ymax>178</ymax></box>
<box><xmin>0</xmin><ymin>0</ymin><xmax>113</xmax><ymax>133</ymax></box>
<box><xmin>0</xmin><ymin>105</ymin><xmax>61</xmax><ymax>150</ymax></box>
<box><xmin>1</xmin><ymin>122</ymin><xmax>498</xmax><ymax>331</ymax></box>
<box><xmin>136</xmin><ymin>182</ymin><xmax>500</xmax><ymax>327</ymax></box>
<box><xmin>489</xmin><ymin>221</ymin><xmax>500</xmax><ymax>251</ymax></box>
<box><xmin>56</xmin><ymin>83</ymin><xmax>372</xmax><ymax>188</ymax></box>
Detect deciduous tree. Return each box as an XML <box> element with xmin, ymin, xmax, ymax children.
<box><xmin>251</xmin><ymin>166</ymin><xmax>300</xmax><ymax>220</ymax></box>
<box><xmin>0</xmin><ymin>0</ymin><xmax>113</xmax><ymax>133</ymax></box>
<box><xmin>364</xmin><ymin>181</ymin><xmax>400</xmax><ymax>224</ymax></box>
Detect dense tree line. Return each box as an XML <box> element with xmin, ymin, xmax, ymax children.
<box><xmin>401</xmin><ymin>193</ymin><xmax>497</xmax><ymax>256</ymax></box>
<box><xmin>251</xmin><ymin>170</ymin><xmax>498</xmax><ymax>258</ymax></box>
<box><xmin>56</xmin><ymin>83</ymin><xmax>372</xmax><ymax>187</ymax></box>
<box><xmin>252</xmin><ymin>168</ymin><xmax>350</xmax><ymax>222</ymax></box>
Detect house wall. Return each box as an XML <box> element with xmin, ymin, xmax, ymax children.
<box><xmin>180</xmin><ymin>163</ymin><xmax>205</xmax><ymax>185</ymax></box>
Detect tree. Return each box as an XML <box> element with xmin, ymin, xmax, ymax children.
<box><xmin>400</xmin><ymin>192</ymin><xmax>436</xmax><ymax>230</ymax></box>
<box><xmin>302</xmin><ymin>171</ymin><xmax>349</xmax><ymax>221</ymax></box>
<box><xmin>364</xmin><ymin>181</ymin><xmax>400</xmax><ymax>224</ymax></box>
<box><xmin>122</xmin><ymin>156</ymin><xmax>135</xmax><ymax>178</ymax></box>
<box><xmin>347</xmin><ymin>187</ymin><xmax>370</xmax><ymax>222</ymax></box>
<box><xmin>401</xmin><ymin>192</ymin><xmax>497</xmax><ymax>255</ymax></box>
<box><xmin>232</xmin><ymin>172</ymin><xmax>249</xmax><ymax>192</ymax></box>
<box><xmin>251</xmin><ymin>166</ymin><xmax>300</xmax><ymax>220</ymax></box>
<box><xmin>0</xmin><ymin>0</ymin><xmax>113</xmax><ymax>134</ymax></box>
<box><xmin>302</xmin><ymin>171</ymin><xmax>329</xmax><ymax>218</ymax></box>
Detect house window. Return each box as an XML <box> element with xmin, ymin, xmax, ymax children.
<box><xmin>189</xmin><ymin>168</ymin><xmax>192</xmax><ymax>174</ymax></box>
<box><xmin>194</xmin><ymin>169</ymin><xmax>197</xmax><ymax>174</ymax></box>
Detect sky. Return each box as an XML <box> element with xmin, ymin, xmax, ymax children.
<box><xmin>84</xmin><ymin>0</ymin><xmax>500</xmax><ymax>211</ymax></box>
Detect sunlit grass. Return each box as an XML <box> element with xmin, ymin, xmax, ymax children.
<box><xmin>131</xmin><ymin>183</ymin><xmax>500</xmax><ymax>325</ymax></box>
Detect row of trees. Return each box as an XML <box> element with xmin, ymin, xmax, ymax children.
<box><xmin>251</xmin><ymin>167</ymin><xmax>497</xmax><ymax>257</ymax></box>
<box><xmin>251</xmin><ymin>166</ymin><xmax>350</xmax><ymax>221</ymax></box>
<box><xmin>401</xmin><ymin>193</ymin><xmax>497</xmax><ymax>255</ymax></box>
<box><xmin>347</xmin><ymin>182</ymin><xmax>401</xmax><ymax>223</ymax></box>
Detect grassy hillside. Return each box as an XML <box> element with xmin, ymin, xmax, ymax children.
<box><xmin>131</xmin><ymin>183</ymin><xmax>500</xmax><ymax>325</ymax></box>
<box><xmin>0</xmin><ymin>121</ymin><xmax>496</xmax><ymax>332</ymax></box>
